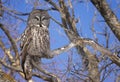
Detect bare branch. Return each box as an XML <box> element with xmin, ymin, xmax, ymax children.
<box><xmin>45</xmin><ymin>0</ymin><xmax>60</xmax><ymax>11</ymax></box>
<box><xmin>46</xmin><ymin>1</ymin><xmax>100</xmax><ymax>82</ymax></box>
<box><xmin>2</xmin><ymin>6</ymin><xmax>29</xmax><ymax>16</ymax></box>
<box><xmin>91</xmin><ymin>0</ymin><xmax>120</xmax><ymax>41</ymax></box>
<box><xmin>0</xmin><ymin>71</ymin><xmax>16</xmax><ymax>82</ymax></box>
<box><xmin>33</xmin><ymin>72</ymin><xmax>61</xmax><ymax>82</ymax></box>
<box><xmin>0</xmin><ymin>24</ymin><xmax>20</xmax><ymax>64</ymax></box>
<box><xmin>0</xmin><ymin>0</ymin><xmax>3</xmax><ymax>17</ymax></box>
<box><xmin>83</xmin><ymin>47</ymin><xmax>100</xmax><ymax>82</ymax></box>
<box><xmin>5</xmin><ymin>11</ymin><xmax>27</xmax><ymax>22</ymax></box>
<box><xmin>50</xmin><ymin>42</ymin><xmax>76</xmax><ymax>57</ymax></box>
<box><xmin>0</xmin><ymin>59</ymin><xmax>22</xmax><ymax>72</ymax></box>
<box><xmin>50</xmin><ymin>17</ymin><xmax>64</xmax><ymax>27</ymax></box>
<box><xmin>33</xmin><ymin>72</ymin><xmax>52</xmax><ymax>81</ymax></box>
<box><xmin>81</xmin><ymin>38</ymin><xmax>120</xmax><ymax>66</ymax></box>
<box><xmin>46</xmin><ymin>37</ymin><xmax>120</xmax><ymax>67</ymax></box>
<box><xmin>31</xmin><ymin>59</ymin><xmax>61</xmax><ymax>82</ymax></box>
<box><xmin>0</xmin><ymin>39</ymin><xmax>14</xmax><ymax>62</ymax></box>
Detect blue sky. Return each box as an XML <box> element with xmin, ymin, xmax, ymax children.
<box><xmin>0</xmin><ymin>0</ymin><xmax>120</xmax><ymax>82</ymax></box>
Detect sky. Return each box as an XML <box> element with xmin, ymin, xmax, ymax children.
<box><xmin>0</xmin><ymin>0</ymin><xmax>120</xmax><ymax>82</ymax></box>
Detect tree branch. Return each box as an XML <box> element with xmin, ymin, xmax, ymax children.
<box><xmin>0</xmin><ymin>59</ymin><xmax>22</xmax><ymax>72</ymax></box>
<box><xmin>0</xmin><ymin>0</ymin><xmax>3</xmax><ymax>17</ymax></box>
<box><xmin>0</xmin><ymin>39</ymin><xmax>14</xmax><ymax>63</ymax></box>
<box><xmin>83</xmin><ymin>47</ymin><xmax>100</xmax><ymax>82</ymax></box>
<box><xmin>91</xmin><ymin>0</ymin><xmax>120</xmax><ymax>41</ymax></box>
<box><xmin>81</xmin><ymin>38</ymin><xmax>120</xmax><ymax>66</ymax></box>
<box><xmin>31</xmin><ymin>59</ymin><xmax>61</xmax><ymax>82</ymax></box>
<box><xmin>50</xmin><ymin>42</ymin><xmax>77</xmax><ymax>58</ymax></box>
<box><xmin>45</xmin><ymin>0</ymin><xmax>60</xmax><ymax>11</ymax></box>
<box><xmin>0</xmin><ymin>24</ymin><xmax>20</xmax><ymax>65</ymax></box>
<box><xmin>2</xmin><ymin>6</ymin><xmax>29</xmax><ymax>16</ymax></box>
<box><xmin>0</xmin><ymin>71</ymin><xmax>16</xmax><ymax>82</ymax></box>
<box><xmin>46</xmin><ymin>1</ymin><xmax>99</xmax><ymax>82</ymax></box>
<box><xmin>46</xmin><ymin>37</ymin><xmax>120</xmax><ymax>67</ymax></box>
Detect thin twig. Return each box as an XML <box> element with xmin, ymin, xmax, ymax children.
<box><xmin>0</xmin><ymin>24</ymin><xmax>20</xmax><ymax>63</ymax></box>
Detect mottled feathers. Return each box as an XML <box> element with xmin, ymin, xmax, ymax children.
<box><xmin>20</xmin><ymin>9</ymin><xmax>50</xmax><ymax>80</ymax></box>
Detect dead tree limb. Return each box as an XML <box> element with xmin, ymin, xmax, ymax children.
<box><xmin>91</xmin><ymin>0</ymin><xmax>120</xmax><ymax>41</ymax></box>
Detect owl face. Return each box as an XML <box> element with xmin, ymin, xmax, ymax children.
<box><xmin>28</xmin><ymin>9</ymin><xmax>50</xmax><ymax>28</ymax></box>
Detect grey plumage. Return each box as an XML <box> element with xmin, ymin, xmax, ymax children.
<box><xmin>20</xmin><ymin>9</ymin><xmax>50</xmax><ymax>80</ymax></box>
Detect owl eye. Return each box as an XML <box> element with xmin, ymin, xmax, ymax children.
<box><xmin>41</xmin><ymin>16</ymin><xmax>46</xmax><ymax>20</ymax></box>
<box><xmin>35</xmin><ymin>16</ymin><xmax>40</xmax><ymax>20</ymax></box>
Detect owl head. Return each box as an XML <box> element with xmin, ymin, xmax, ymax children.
<box><xmin>28</xmin><ymin>9</ymin><xmax>50</xmax><ymax>28</ymax></box>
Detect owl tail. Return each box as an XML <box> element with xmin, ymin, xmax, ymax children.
<box><xmin>22</xmin><ymin>55</ymin><xmax>33</xmax><ymax>80</ymax></box>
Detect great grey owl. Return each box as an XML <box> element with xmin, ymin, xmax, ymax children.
<box><xmin>20</xmin><ymin>9</ymin><xmax>50</xmax><ymax>80</ymax></box>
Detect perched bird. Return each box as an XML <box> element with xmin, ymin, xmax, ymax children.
<box><xmin>20</xmin><ymin>9</ymin><xmax>50</xmax><ymax>80</ymax></box>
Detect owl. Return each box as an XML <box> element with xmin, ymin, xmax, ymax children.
<box><xmin>20</xmin><ymin>9</ymin><xmax>50</xmax><ymax>80</ymax></box>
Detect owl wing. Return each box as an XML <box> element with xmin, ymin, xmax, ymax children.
<box><xmin>20</xmin><ymin>26</ymin><xmax>33</xmax><ymax>80</ymax></box>
<box><xmin>20</xmin><ymin>26</ymin><xmax>31</xmax><ymax>50</ymax></box>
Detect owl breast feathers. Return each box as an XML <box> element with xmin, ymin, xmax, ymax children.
<box><xmin>20</xmin><ymin>9</ymin><xmax>50</xmax><ymax>58</ymax></box>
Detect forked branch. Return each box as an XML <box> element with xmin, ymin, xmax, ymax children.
<box><xmin>48</xmin><ymin>38</ymin><xmax>120</xmax><ymax>66</ymax></box>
